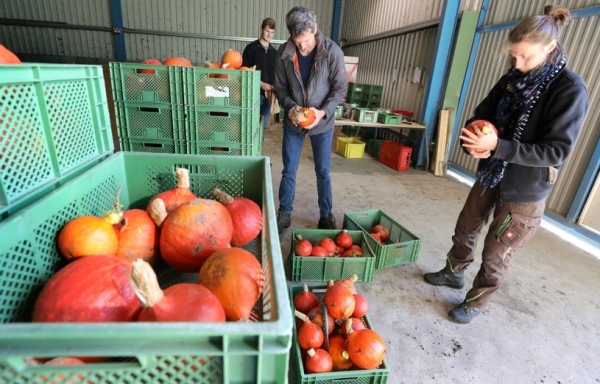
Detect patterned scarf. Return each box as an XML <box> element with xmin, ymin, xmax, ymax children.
<box><xmin>476</xmin><ymin>53</ymin><xmax>566</xmax><ymax>192</ymax></box>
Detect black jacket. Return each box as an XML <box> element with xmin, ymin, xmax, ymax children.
<box><xmin>467</xmin><ymin>67</ymin><xmax>588</xmax><ymax>202</ymax></box>
<box><xmin>274</xmin><ymin>30</ymin><xmax>348</xmax><ymax>136</ymax></box>
<box><xmin>242</xmin><ymin>39</ymin><xmax>278</xmax><ymax>95</ymax></box>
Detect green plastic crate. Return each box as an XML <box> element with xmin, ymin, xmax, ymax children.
<box><xmin>377</xmin><ymin>113</ymin><xmax>402</xmax><ymax>125</ymax></box>
<box><xmin>347</xmin><ymin>83</ymin><xmax>365</xmax><ymax>94</ymax></box>
<box><xmin>114</xmin><ymin>101</ymin><xmax>186</xmax><ymax>153</ymax></box>
<box><xmin>290</xmin><ymin>229</ymin><xmax>376</xmax><ymax>282</ymax></box>
<box><xmin>362</xmin><ymin>93</ymin><xmax>382</xmax><ymax>104</ymax></box>
<box><xmin>0</xmin><ymin>152</ymin><xmax>292</xmax><ymax>384</ymax></box>
<box><xmin>364</xmin><ymin>85</ymin><xmax>383</xmax><ymax>95</ymax></box>
<box><xmin>289</xmin><ymin>283</ymin><xmax>389</xmax><ymax>384</ymax></box>
<box><xmin>109</xmin><ymin>62</ymin><xmax>184</xmax><ymax>105</ymax></box>
<box><xmin>185</xmin><ymin>106</ymin><xmax>262</xmax><ymax>156</ymax></box>
<box><xmin>0</xmin><ymin>64</ymin><xmax>113</xmax><ymax>221</ymax></box>
<box><xmin>343</xmin><ymin>209</ymin><xmax>421</xmax><ymax>269</ymax></box>
<box><xmin>183</xmin><ymin>67</ymin><xmax>260</xmax><ymax>109</ymax></box>
<box><xmin>353</xmin><ymin>108</ymin><xmax>379</xmax><ymax>123</ymax></box>
<box><xmin>366</xmin><ymin>139</ymin><xmax>385</xmax><ymax>159</ymax></box>
<box><xmin>334</xmin><ymin>105</ymin><xmax>344</xmax><ymax>119</ymax></box>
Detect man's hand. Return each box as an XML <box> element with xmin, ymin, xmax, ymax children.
<box><xmin>288</xmin><ymin>106</ymin><xmax>301</xmax><ymax>126</ymax></box>
<box><xmin>260</xmin><ymin>81</ymin><xmax>273</xmax><ymax>92</ymax></box>
<box><xmin>302</xmin><ymin>108</ymin><xmax>325</xmax><ymax>130</ymax></box>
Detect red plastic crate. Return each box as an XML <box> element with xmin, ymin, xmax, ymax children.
<box><xmin>378</xmin><ymin>140</ymin><xmax>412</xmax><ymax>172</ymax></box>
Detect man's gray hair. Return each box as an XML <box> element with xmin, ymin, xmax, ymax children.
<box><xmin>285</xmin><ymin>6</ymin><xmax>317</xmax><ymax>36</ymax></box>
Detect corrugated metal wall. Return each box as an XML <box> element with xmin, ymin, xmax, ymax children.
<box><xmin>451</xmin><ymin>1</ymin><xmax>600</xmax><ymax>217</ymax></box>
<box><xmin>339</xmin><ymin>0</ymin><xmax>482</xmax><ymax>116</ymax></box>
<box><xmin>122</xmin><ymin>0</ymin><xmax>335</xmax><ymax>63</ymax></box>
<box><xmin>0</xmin><ymin>0</ymin><xmax>334</xmax><ymax>63</ymax></box>
<box><xmin>0</xmin><ymin>0</ymin><xmax>113</xmax><ymax>59</ymax></box>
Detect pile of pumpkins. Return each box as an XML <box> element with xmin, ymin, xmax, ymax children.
<box><xmin>34</xmin><ymin>167</ymin><xmax>265</xmax><ymax>330</ymax></box>
<box><xmin>293</xmin><ymin>278</ymin><xmax>386</xmax><ymax>374</ymax></box>
<box><xmin>140</xmin><ymin>48</ymin><xmax>254</xmax><ymax>71</ymax></box>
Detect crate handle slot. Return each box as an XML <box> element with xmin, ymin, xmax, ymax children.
<box><xmin>5</xmin><ymin>355</ymin><xmax>153</xmax><ymax>372</ymax></box>
<box><xmin>143</xmin><ymin>143</ymin><xmax>164</xmax><ymax>148</ymax></box>
<box><xmin>138</xmin><ymin>107</ymin><xmax>160</xmax><ymax>113</ymax></box>
<box><xmin>209</xmin><ymin>111</ymin><xmax>230</xmax><ymax>117</ymax></box>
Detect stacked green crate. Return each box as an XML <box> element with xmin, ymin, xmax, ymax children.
<box><xmin>183</xmin><ymin>67</ymin><xmax>261</xmax><ymax>156</ymax></box>
<box><xmin>345</xmin><ymin>82</ymin><xmax>364</xmax><ymax>105</ymax></box>
<box><xmin>361</xmin><ymin>84</ymin><xmax>383</xmax><ymax>108</ymax></box>
<box><xmin>110</xmin><ymin>62</ymin><xmax>186</xmax><ymax>153</ymax></box>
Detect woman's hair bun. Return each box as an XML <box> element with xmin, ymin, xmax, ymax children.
<box><xmin>544</xmin><ymin>5</ymin><xmax>572</xmax><ymax>27</ymax></box>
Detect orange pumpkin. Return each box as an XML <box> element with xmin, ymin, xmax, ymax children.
<box><xmin>114</xmin><ymin>209</ymin><xmax>158</xmax><ymax>264</ymax></box>
<box><xmin>138</xmin><ymin>58</ymin><xmax>161</xmax><ymax>74</ymax></box>
<box><xmin>160</xmin><ymin>198</ymin><xmax>233</xmax><ymax>272</ymax></box>
<box><xmin>0</xmin><ymin>44</ymin><xmax>21</xmax><ymax>64</ymax></box>
<box><xmin>296</xmin><ymin>107</ymin><xmax>316</xmax><ymax>128</ymax></box>
<box><xmin>345</xmin><ymin>326</ymin><xmax>386</xmax><ymax>370</ymax></box>
<box><xmin>198</xmin><ymin>247</ymin><xmax>264</xmax><ymax>321</ymax></box>
<box><xmin>220</xmin><ymin>49</ymin><xmax>243</xmax><ymax>69</ymax></box>
<box><xmin>329</xmin><ymin>334</ymin><xmax>353</xmax><ymax>371</ymax></box>
<box><xmin>57</xmin><ymin>211</ymin><xmax>122</xmax><ymax>260</ymax></box>
<box><xmin>163</xmin><ymin>57</ymin><xmax>192</xmax><ymax>67</ymax></box>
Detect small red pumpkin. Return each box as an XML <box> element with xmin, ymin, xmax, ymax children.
<box><xmin>372</xmin><ymin>224</ymin><xmax>390</xmax><ymax>241</ymax></box>
<box><xmin>139</xmin><ymin>58</ymin><xmax>161</xmax><ymax>74</ymax></box>
<box><xmin>305</xmin><ymin>348</ymin><xmax>333</xmax><ymax>374</ymax></box>
<box><xmin>160</xmin><ymin>198</ymin><xmax>233</xmax><ymax>272</ymax></box>
<box><xmin>345</xmin><ymin>323</ymin><xmax>386</xmax><ymax>370</ymax></box>
<box><xmin>323</xmin><ymin>281</ymin><xmax>355</xmax><ymax>320</ymax></box>
<box><xmin>307</xmin><ymin>306</ymin><xmax>335</xmax><ymax>335</ymax></box>
<box><xmin>352</xmin><ymin>293</ymin><xmax>369</xmax><ymax>318</ymax></box>
<box><xmin>163</xmin><ymin>57</ymin><xmax>192</xmax><ymax>66</ymax></box>
<box><xmin>130</xmin><ymin>259</ymin><xmax>225</xmax><ymax>322</ymax></box>
<box><xmin>146</xmin><ymin>167</ymin><xmax>197</xmax><ymax>226</ymax></box>
<box><xmin>295</xmin><ymin>310</ymin><xmax>324</xmax><ymax>350</ymax></box>
<box><xmin>293</xmin><ymin>283</ymin><xmax>320</xmax><ymax>314</ymax></box>
<box><xmin>295</xmin><ymin>235</ymin><xmax>313</xmax><ymax>256</ymax></box>
<box><xmin>329</xmin><ymin>335</ymin><xmax>353</xmax><ymax>371</ymax></box>
<box><xmin>0</xmin><ymin>44</ymin><xmax>21</xmax><ymax>64</ymax></box>
<box><xmin>213</xmin><ymin>188</ymin><xmax>262</xmax><ymax>247</ymax></box>
<box><xmin>335</xmin><ymin>230</ymin><xmax>353</xmax><ymax>248</ymax></box>
<box><xmin>465</xmin><ymin>119</ymin><xmax>498</xmax><ymax>153</ymax></box>
<box><xmin>296</xmin><ymin>107</ymin><xmax>316</xmax><ymax>128</ymax></box>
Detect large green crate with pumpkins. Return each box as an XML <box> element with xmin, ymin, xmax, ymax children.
<box><xmin>290</xmin><ymin>229</ymin><xmax>376</xmax><ymax>282</ymax></box>
<box><xmin>109</xmin><ymin>62</ymin><xmax>184</xmax><ymax>105</ymax></box>
<box><xmin>343</xmin><ymin>209</ymin><xmax>421</xmax><ymax>269</ymax></box>
<box><xmin>0</xmin><ymin>152</ymin><xmax>292</xmax><ymax>384</ymax></box>
<box><xmin>0</xmin><ymin>64</ymin><xmax>113</xmax><ymax>222</ymax></box>
<box><xmin>289</xmin><ymin>283</ymin><xmax>389</xmax><ymax>384</ymax></box>
<box><xmin>182</xmin><ymin>66</ymin><xmax>260</xmax><ymax>109</ymax></box>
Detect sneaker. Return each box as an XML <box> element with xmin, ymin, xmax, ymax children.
<box><xmin>277</xmin><ymin>208</ymin><xmax>291</xmax><ymax>234</ymax></box>
<box><xmin>449</xmin><ymin>301</ymin><xmax>481</xmax><ymax>324</ymax></box>
<box><xmin>423</xmin><ymin>267</ymin><xmax>464</xmax><ymax>289</ymax></box>
<box><xmin>317</xmin><ymin>213</ymin><xmax>337</xmax><ymax>229</ymax></box>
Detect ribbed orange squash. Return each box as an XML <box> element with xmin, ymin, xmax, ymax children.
<box><xmin>160</xmin><ymin>198</ymin><xmax>233</xmax><ymax>272</ymax></box>
<box><xmin>198</xmin><ymin>247</ymin><xmax>264</xmax><ymax>321</ymax></box>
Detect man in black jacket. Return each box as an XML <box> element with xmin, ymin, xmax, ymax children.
<box><xmin>242</xmin><ymin>18</ymin><xmax>278</xmax><ymax>130</ymax></box>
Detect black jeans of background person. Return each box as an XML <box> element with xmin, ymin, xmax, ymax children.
<box><xmin>445</xmin><ymin>181</ymin><xmax>546</xmax><ymax>308</ymax></box>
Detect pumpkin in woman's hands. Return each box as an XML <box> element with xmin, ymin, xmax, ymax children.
<box><xmin>465</xmin><ymin>120</ymin><xmax>498</xmax><ymax>153</ymax></box>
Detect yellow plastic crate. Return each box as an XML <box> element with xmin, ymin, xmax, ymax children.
<box><xmin>336</xmin><ymin>137</ymin><xmax>366</xmax><ymax>158</ymax></box>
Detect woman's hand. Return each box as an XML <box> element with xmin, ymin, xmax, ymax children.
<box><xmin>459</xmin><ymin>127</ymin><xmax>498</xmax><ymax>152</ymax></box>
<box><xmin>468</xmin><ymin>148</ymin><xmax>491</xmax><ymax>158</ymax></box>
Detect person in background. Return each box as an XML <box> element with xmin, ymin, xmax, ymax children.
<box><xmin>242</xmin><ymin>17</ymin><xmax>278</xmax><ymax>130</ymax></box>
<box><xmin>423</xmin><ymin>5</ymin><xmax>588</xmax><ymax>324</ymax></box>
<box><xmin>274</xmin><ymin>6</ymin><xmax>348</xmax><ymax>234</ymax></box>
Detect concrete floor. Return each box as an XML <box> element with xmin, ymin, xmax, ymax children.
<box><xmin>263</xmin><ymin>122</ymin><xmax>600</xmax><ymax>384</ymax></box>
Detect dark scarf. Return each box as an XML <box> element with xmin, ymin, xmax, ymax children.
<box><xmin>476</xmin><ymin>53</ymin><xmax>566</xmax><ymax>192</ymax></box>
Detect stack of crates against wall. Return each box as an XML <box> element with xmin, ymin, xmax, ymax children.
<box><xmin>183</xmin><ymin>67</ymin><xmax>261</xmax><ymax>156</ymax></box>
<box><xmin>110</xmin><ymin>62</ymin><xmax>187</xmax><ymax>154</ymax></box>
<box><xmin>345</xmin><ymin>82</ymin><xmax>364</xmax><ymax>104</ymax></box>
<box><xmin>0</xmin><ymin>152</ymin><xmax>293</xmax><ymax>383</ymax></box>
<box><xmin>360</xmin><ymin>84</ymin><xmax>383</xmax><ymax>108</ymax></box>
<box><xmin>0</xmin><ymin>63</ymin><xmax>113</xmax><ymax>221</ymax></box>
<box><xmin>343</xmin><ymin>209</ymin><xmax>421</xmax><ymax>269</ymax></box>
<box><xmin>289</xmin><ymin>283</ymin><xmax>390</xmax><ymax>383</ymax></box>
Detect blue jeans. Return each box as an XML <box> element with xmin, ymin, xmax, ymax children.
<box><xmin>279</xmin><ymin>123</ymin><xmax>333</xmax><ymax>216</ymax></box>
<box><xmin>260</xmin><ymin>94</ymin><xmax>271</xmax><ymax>130</ymax></box>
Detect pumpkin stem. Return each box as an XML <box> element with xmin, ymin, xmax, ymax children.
<box><xmin>213</xmin><ymin>188</ymin><xmax>234</xmax><ymax>205</ymax></box>
<box><xmin>175</xmin><ymin>168</ymin><xmax>191</xmax><ymax>189</ymax></box>
<box><xmin>221</xmin><ymin>62</ymin><xmax>230</xmax><ymax>69</ymax></box>
<box><xmin>345</xmin><ymin>318</ymin><xmax>353</xmax><ymax>336</ymax></box>
<box><xmin>104</xmin><ymin>185</ymin><xmax>124</xmax><ymax>225</ymax></box>
<box><xmin>129</xmin><ymin>259</ymin><xmax>164</xmax><ymax>308</ymax></box>
<box><xmin>294</xmin><ymin>309</ymin><xmax>309</xmax><ymax>322</ymax></box>
<box><xmin>306</xmin><ymin>348</ymin><xmax>316</xmax><ymax>358</ymax></box>
<box><xmin>148</xmin><ymin>198</ymin><xmax>168</xmax><ymax>227</ymax></box>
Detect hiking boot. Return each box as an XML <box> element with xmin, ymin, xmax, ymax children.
<box><xmin>449</xmin><ymin>301</ymin><xmax>481</xmax><ymax>324</ymax></box>
<box><xmin>317</xmin><ymin>213</ymin><xmax>337</xmax><ymax>229</ymax></box>
<box><xmin>423</xmin><ymin>267</ymin><xmax>464</xmax><ymax>289</ymax></box>
<box><xmin>277</xmin><ymin>208</ymin><xmax>291</xmax><ymax>234</ymax></box>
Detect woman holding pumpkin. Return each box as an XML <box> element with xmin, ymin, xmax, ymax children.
<box><xmin>424</xmin><ymin>5</ymin><xmax>588</xmax><ymax>323</ymax></box>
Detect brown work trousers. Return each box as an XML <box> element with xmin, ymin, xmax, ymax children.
<box><xmin>446</xmin><ymin>181</ymin><xmax>546</xmax><ymax>308</ymax></box>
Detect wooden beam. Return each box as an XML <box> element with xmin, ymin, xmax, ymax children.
<box><xmin>434</xmin><ymin>109</ymin><xmax>450</xmax><ymax>176</ymax></box>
